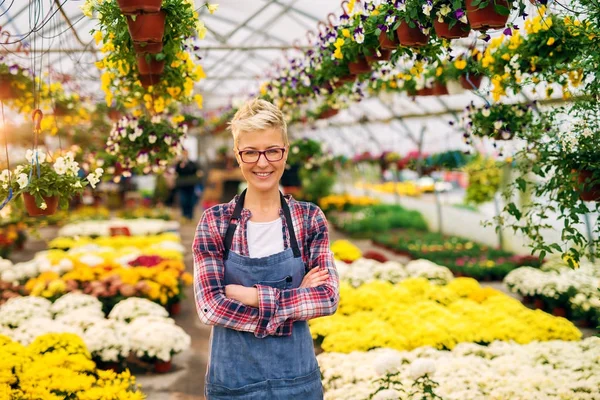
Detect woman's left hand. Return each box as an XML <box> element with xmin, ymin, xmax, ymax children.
<box><xmin>225</xmin><ymin>284</ymin><xmax>259</xmax><ymax>308</ymax></box>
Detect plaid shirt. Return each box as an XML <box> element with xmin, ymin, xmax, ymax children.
<box><xmin>193</xmin><ymin>194</ymin><xmax>339</xmax><ymax>338</ymax></box>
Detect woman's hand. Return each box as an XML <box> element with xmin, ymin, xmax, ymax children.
<box><xmin>225</xmin><ymin>285</ymin><xmax>259</xmax><ymax>307</ymax></box>
<box><xmin>300</xmin><ymin>266</ymin><xmax>329</xmax><ymax>288</ymax></box>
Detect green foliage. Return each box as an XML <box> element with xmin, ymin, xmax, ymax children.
<box><xmin>339</xmin><ymin>204</ymin><xmax>429</xmax><ymax>236</ymax></box>
<box><xmin>464</xmin><ymin>156</ymin><xmax>501</xmax><ymax>205</ymax></box>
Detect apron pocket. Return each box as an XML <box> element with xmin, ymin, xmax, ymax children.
<box><xmin>258</xmin><ymin>276</ymin><xmax>292</xmax><ymax>290</ymax></box>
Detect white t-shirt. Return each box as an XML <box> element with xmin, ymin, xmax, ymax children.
<box><xmin>247</xmin><ymin>218</ymin><xmax>285</xmax><ymax>258</ymax></box>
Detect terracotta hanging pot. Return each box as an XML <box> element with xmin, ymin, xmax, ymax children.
<box><xmin>53</xmin><ymin>104</ymin><xmax>73</xmax><ymax>117</ymax></box>
<box><xmin>466</xmin><ymin>0</ymin><xmax>511</xmax><ymax>31</ymax></box>
<box><xmin>552</xmin><ymin>307</ymin><xmax>567</xmax><ymax>318</ymax></box>
<box><xmin>432</xmin><ymin>81</ymin><xmax>449</xmax><ymax>95</ymax></box>
<box><xmin>108</xmin><ymin>109</ymin><xmax>123</xmax><ymax>121</ymax></box>
<box><xmin>23</xmin><ymin>193</ymin><xmax>59</xmax><ymax>216</ymax></box>
<box><xmin>417</xmin><ymin>87</ymin><xmax>435</xmax><ymax>96</ymax></box>
<box><xmin>133</xmin><ymin>41</ymin><xmax>164</xmax><ymax>54</ymax></box>
<box><xmin>576</xmin><ymin>170</ymin><xmax>600</xmax><ymax>201</ymax></box>
<box><xmin>378</xmin><ymin>31</ymin><xmax>399</xmax><ymax>50</ymax></box>
<box><xmin>139</xmin><ymin>74</ymin><xmax>162</xmax><ymax>88</ymax></box>
<box><xmin>459</xmin><ymin>74</ymin><xmax>483</xmax><ymax>89</ymax></box>
<box><xmin>318</xmin><ymin>108</ymin><xmax>339</xmax><ymax>119</ymax></box>
<box><xmin>117</xmin><ymin>0</ymin><xmax>162</xmax><ymax>14</ymax></box>
<box><xmin>365</xmin><ymin>49</ymin><xmax>392</xmax><ymax>63</ymax></box>
<box><xmin>137</xmin><ymin>55</ymin><xmax>165</xmax><ymax>75</ymax></box>
<box><xmin>396</xmin><ymin>22</ymin><xmax>429</xmax><ymax>47</ymax></box>
<box><xmin>348</xmin><ymin>57</ymin><xmax>371</xmax><ymax>75</ymax></box>
<box><xmin>168</xmin><ymin>301</ymin><xmax>182</xmax><ymax>316</ymax></box>
<box><xmin>533</xmin><ymin>297</ymin><xmax>545</xmax><ymax>310</ymax></box>
<box><xmin>153</xmin><ymin>360</ymin><xmax>172</xmax><ymax>373</ymax></box>
<box><xmin>0</xmin><ymin>77</ymin><xmax>16</xmax><ymax>99</ymax></box>
<box><xmin>433</xmin><ymin>19</ymin><xmax>471</xmax><ymax>39</ymax></box>
<box><xmin>126</xmin><ymin>11</ymin><xmax>166</xmax><ymax>43</ymax></box>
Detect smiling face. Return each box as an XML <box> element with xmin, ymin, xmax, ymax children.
<box><xmin>235</xmin><ymin>127</ymin><xmax>288</xmax><ymax>193</ymax></box>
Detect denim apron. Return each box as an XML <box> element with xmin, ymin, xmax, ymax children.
<box><xmin>205</xmin><ymin>190</ymin><xmax>323</xmax><ymax>399</ymax></box>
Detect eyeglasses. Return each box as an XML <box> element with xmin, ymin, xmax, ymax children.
<box><xmin>238</xmin><ymin>147</ymin><xmax>286</xmax><ymax>163</ymax></box>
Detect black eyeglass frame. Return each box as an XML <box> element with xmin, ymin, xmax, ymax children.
<box><xmin>237</xmin><ymin>147</ymin><xmax>287</xmax><ymax>164</ymax></box>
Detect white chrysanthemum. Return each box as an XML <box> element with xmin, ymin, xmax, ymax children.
<box><xmin>128</xmin><ymin>320</ymin><xmax>191</xmax><ymax>362</ymax></box>
<box><xmin>50</xmin><ymin>293</ymin><xmax>104</xmax><ymax>318</ymax></box>
<box><xmin>108</xmin><ymin>297</ymin><xmax>169</xmax><ymax>323</ymax></box>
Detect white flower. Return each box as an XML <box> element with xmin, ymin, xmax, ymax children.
<box><xmin>25</xmin><ymin>149</ymin><xmax>46</xmax><ymax>163</ymax></box>
<box><xmin>422</xmin><ymin>1</ymin><xmax>433</xmax><ymax>16</ymax></box>
<box><xmin>582</xmin><ymin>128</ymin><xmax>593</xmax><ymax>138</ymax></box>
<box><xmin>459</xmin><ymin>14</ymin><xmax>468</xmax><ymax>23</ymax></box>
<box><xmin>385</xmin><ymin>15</ymin><xmax>396</xmax><ymax>25</ymax></box>
<box><xmin>409</xmin><ymin>358</ymin><xmax>436</xmax><ymax>379</ymax></box>
<box><xmin>439</xmin><ymin>5</ymin><xmax>451</xmax><ymax>16</ymax></box>
<box><xmin>87</xmin><ymin>173</ymin><xmax>100</xmax><ymax>189</ymax></box>
<box><xmin>136</xmin><ymin>153</ymin><xmax>149</xmax><ymax>164</ymax></box>
<box><xmin>128</xmin><ymin>133</ymin><xmax>137</xmax><ymax>142</ymax></box>
<box><xmin>16</xmin><ymin>173</ymin><xmax>28</xmax><ymax>189</ymax></box>
<box><xmin>151</xmin><ymin>115</ymin><xmax>162</xmax><ymax>124</ymax></box>
<box><xmin>481</xmin><ymin>108</ymin><xmax>491</xmax><ymax>117</ymax></box>
<box><xmin>373</xmin><ymin>389</ymin><xmax>402</xmax><ymax>400</ymax></box>
<box><xmin>95</xmin><ymin>168</ymin><xmax>104</xmax><ymax>176</ymax></box>
<box><xmin>148</xmin><ymin>135</ymin><xmax>157</xmax><ymax>144</ymax></box>
<box><xmin>292</xmin><ymin>146</ymin><xmax>300</xmax><ymax>154</ymax></box>
<box><xmin>39</xmin><ymin>202</ymin><xmax>47</xmax><ymax>210</ymax></box>
<box><xmin>53</xmin><ymin>158</ymin><xmax>67</xmax><ymax>175</ymax></box>
<box><xmin>0</xmin><ymin>169</ymin><xmax>9</xmax><ymax>183</ymax></box>
<box><xmin>164</xmin><ymin>136</ymin><xmax>173</xmax><ymax>146</ymax></box>
<box><xmin>494</xmin><ymin>121</ymin><xmax>503</xmax><ymax>130</ymax></box>
<box><xmin>373</xmin><ymin>351</ymin><xmax>403</xmax><ymax>375</ymax></box>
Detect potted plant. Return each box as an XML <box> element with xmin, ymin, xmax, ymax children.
<box><xmin>105</xmin><ymin>114</ymin><xmax>187</xmax><ymax>175</ymax></box>
<box><xmin>445</xmin><ymin>48</ymin><xmax>487</xmax><ymax>89</ymax></box>
<box><xmin>461</xmin><ymin>101</ymin><xmax>536</xmax><ymax>140</ymax></box>
<box><xmin>394</xmin><ymin>0</ymin><xmax>432</xmax><ymax>47</ymax></box>
<box><xmin>466</xmin><ymin>0</ymin><xmax>512</xmax><ymax>30</ymax></box>
<box><xmin>0</xmin><ymin>63</ymin><xmax>32</xmax><ymax>100</ymax></box>
<box><xmin>0</xmin><ymin>150</ymin><xmax>103</xmax><ymax>216</ymax></box>
<box><xmin>433</xmin><ymin>0</ymin><xmax>471</xmax><ymax>39</ymax></box>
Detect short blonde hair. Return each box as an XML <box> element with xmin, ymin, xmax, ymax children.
<box><xmin>230</xmin><ymin>99</ymin><xmax>288</xmax><ymax>148</ymax></box>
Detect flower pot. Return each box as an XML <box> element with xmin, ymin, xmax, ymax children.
<box><xmin>53</xmin><ymin>104</ymin><xmax>73</xmax><ymax>117</ymax></box>
<box><xmin>137</xmin><ymin>55</ymin><xmax>165</xmax><ymax>75</ymax></box>
<box><xmin>365</xmin><ymin>49</ymin><xmax>392</xmax><ymax>63</ymax></box>
<box><xmin>117</xmin><ymin>0</ymin><xmax>162</xmax><ymax>14</ymax></box>
<box><xmin>533</xmin><ymin>297</ymin><xmax>545</xmax><ymax>310</ymax></box>
<box><xmin>23</xmin><ymin>193</ymin><xmax>59</xmax><ymax>216</ymax></box>
<box><xmin>318</xmin><ymin>108</ymin><xmax>339</xmax><ymax>119</ymax></box>
<box><xmin>466</xmin><ymin>0</ymin><xmax>511</xmax><ymax>31</ymax></box>
<box><xmin>108</xmin><ymin>109</ymin><xmax>123</xmax><ymax>121</ymax></box>
<box><xmin>168</xmin><ymin>301</ymin><xmax>181</xmax><ymax>316</ymax></box>
<box><xmin>459</xmin><ymin>74</ymin><xmax>483</xmax><ymax>90</ymax></box>
<box><xmin>126</xmin><ymin>11</ymin><xmax>166</xmax><ymax>43</ymax></box>
<box><xmin>378</xmin><ymin>31</ymin><xmax>399</xmax><ymax>50</ymax></box>
<box><xmin>417</xmin><ymin>87</ymin><xmax>435</xmax><ymax>96</ymax></box>
<box><xmin>576</xmin><ymin>170</ymin><xmax>600</xmax><ymax>201</ymax></box>
<box><xmin>133</xmin><ymin>41</ymin><xmax>164</xmax><ymax>54</ymax></box>
<box><xmin>0</xmin><ymin>78</ymin><xmax>16</xmax><ymax>99</ymax></box>
<box><xmin>396</xmin><ymin>23</ymin><xmax>429</xmax><ymax>47</ymax></box>
<box><xmin>552</xmin><ymin>307</ymin><xmax>567</xmax><ymax>318</ymax></box>
<box><xmin>575</xmin><ymin>318</ymin><xmax>591</xmax><ymax>328</ymax></box>
<box><xmin>139</xmin><ymin>74</ymin><xmax>162</xmax><ymax>88</ymax></box>
<box><xmin>97</xmin><ymin>361</ymin><xmax>121</xmax><ymax>372</ymax></box>
<box><xmin>522</xmin><ymin>295</ymin><xmax>534</xmax><ymax>304</ymax></box>
<box><xmin>154</xmin><ymin>360</ymin><xmax>172</xmax><ymax>373</ymax></box>
<box><xmin>434</xmin><ymin>20</ymin><xmax>471</xmax><ymax>39</ymax></box>
<box><xmin>432</xmin><ymin>81</ymin><xmax>449</xmax><ymax>96</ymax></box>
<box><xmin>348</xmin><ymin>57</ymin><xmax>371</xmax><ymax>75</ymax></box>
<box><xmin>330</xmin><ymin>74</ymin><xmax>356</xmax><ymax>89</ymax></box>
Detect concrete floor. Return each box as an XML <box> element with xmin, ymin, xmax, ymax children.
<box><xmin>8</xmin><ymin>221</ymin><xmax>596</xmax><ymax>399</ymax></box>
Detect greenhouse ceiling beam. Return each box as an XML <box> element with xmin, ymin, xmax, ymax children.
<box><xmin>224</xmin><ymin>0</ymin><xmax>278</xmax><ymax>41</ymax></box>
<box><xmin>378</xmin><ymin>99</ymin><xmax>420</xmax><ymax>144</ymax></box>
<box><xmin>204</xmin><ymin>0</ymin><xmax>303</xmax><ymax>91</ymax></box>
<box><xmin>272</xmin><ymin>0</ymin><xmax>322</xmax><ymax>22</ymax></box>
<box><xmin>204</xmin><ymin>13</ymin><xmax>287</xmax><ymax>44</ymax></box>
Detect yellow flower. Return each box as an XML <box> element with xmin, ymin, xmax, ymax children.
<box><xmin>194</xmin><ymin>94</ymin><xmax>204</xmax><ymax>109</ymax></box>
<box><xmin>342</xmin><ymin>29</ymin><xmax>351</xmax><ymax>38</ymax></box>
<box><xmin>546</xmin><ymin>37</ymin><xmax>555</xmax><ymax>46</ymax></box>
<box><xmin>166</xmin><ymin>87</ymin><xmax>182</xmax><ymax>97</ymax></box>
<box><xmin>196</xmin><ymin>20</ymin><xmax>207</xmax><ymax>39</ymax></box>
<box><xmin>454</xmin><ymin>58</ymin><xmax>467</xmax><ymax>70</ymax></box>
<box><xmin>93</xmin><ymin>31</ymin><xmax>102</xmax><ymax>45</ymax></box>
<box><xmin>207</xmin><ymin>3</ymin><xmax>218</xmax><ymax>14</ymax></box>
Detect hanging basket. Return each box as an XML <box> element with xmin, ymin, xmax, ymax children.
<box><xmin>433</xmin><ymin>20</ymin><xmax>471</xmax><ymax>39</ymax></box>
<box><xmin>396</xmin><ymin>23</ymin><xmax>429</xmax><ymax>47</ymax></box>
<box><xmin>432</xmin><ymin>81</ymin><xmax>449</xmax><ymax>96</ymax></box>
<box><xmin>53</xmin><ymin>104</ymin><xmax>74</xmax><ymax>117</ymax></box>
<box><xmin>466</xmin><ymin>0</ymin><xmax>511</xmax><ymax>31</ymax></box>
<box><xmin>133</xmin><ymin>41</ymin><xmax>163</xmax><ymax>54</ymax></box>
<box><xmin>0</xmin><ymin>77</ymin><xmax>16</xmax><ymax>100</ymax></box>
<box><xmin>23</xmin><ymin>193</ymin><xmax>59</xmax><ymax>216</ymax></box>
<box><xmin>365</xmin><ymin>49</ymin><xmax>392</xmax><ymax>63</ymax></box>
<box><xmin>318</xmin><ymin>108</ymin><xmax>339</xmax><ymax>119</ymax></box>
<box><xmin>417</xmin><ymin>87</ymin><xmax>435</xmax><ymax>96</ymax></box>
<box><xmin>117</xmin><ymin>0</ymin><xmax>162</xmax><ymax>14</ymax></box>
<box><xmin>348</xmin><ymin>57</ymin><xmax>371</xmax><ymax>75</ymax></box>
<box><xmin>168</xmin><ymin>301</ymin><xmax>182</xmax><ymax>316</ymax></box>
<box><xmin>576</xmin><ymin>170</ymin><xmax>600</xmax><ymax>201</ymax></box>
<box><xmin>139</xmin><ymin>74</ymin><xmax>162</xmax><ymax>88</ymax></box>
<box><xmin>378</xmin><ymin>31</ymin><xmax>399</xmax><ymax>50</ymax></box>
<box><xmin>137</xmin><ymin>55</ymin><xmax>165</xmax><ymax>75</ymax></box>
<box><xmin>154</xmin><ymin>360</ymin><xmax>172</xmax><ymax>373</ymax></box>
<box><xmin>126</xmin><ymin>11</ymin><xmax>166</xmax><ymax>43</ymax></box>
<box><xmin>459</xmin><ymin>74</ymin><xmax>483</xmax><ymax>90</ymax></box>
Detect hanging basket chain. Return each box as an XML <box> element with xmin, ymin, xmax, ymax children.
<box><xmin>0</xmin><ymin>101</ymin><xmax>13</xmax><ymax>210</ymax></box>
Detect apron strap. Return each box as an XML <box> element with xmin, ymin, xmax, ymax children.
<box><xmin>223</xmin><ymin>189</ymin><xmax>301</xmax><ymax>259</ymax></box>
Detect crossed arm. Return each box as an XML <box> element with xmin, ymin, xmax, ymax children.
<box><xmin>192</xmin><ymin>207</ymin><xmax>340</xmax><ymax>338</ymax></box>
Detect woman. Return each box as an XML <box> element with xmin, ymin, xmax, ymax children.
<box><xmin>193</xmin><ymin>99</ymin><xmax>339</xmax><ymax>399</ymax></box>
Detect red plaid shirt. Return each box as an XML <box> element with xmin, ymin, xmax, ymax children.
<box><xmin>193</xmin><ymin>194</ymin><xmax>339</xmax><ymax>338</ymax></box>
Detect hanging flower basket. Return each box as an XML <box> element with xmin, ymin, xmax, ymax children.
<box><xmin>378</xmin><ymin>31</ymin><xmax>399</xmax><ymax>50</ymax></box>
<box><xmin>576</xmin><ymin>170</ymin><xmax>600</xmax><ymax>201</ymax></box>
<box><xmin>366</xmin><ymin>49</ymin><xmax>392</xmax><ymax>63</ymax></box>
<box><xmin>0</xmin><ymin>77</ymin><xmax>16</xmax><ymax>100</ymax></box>
<box><xmin>133</xmin><ymin>41</ymin><xmax>163</xmax><ymax>54</ymax></box>
<box><xmin>417</xmin><ymin>87</ymin><xmax>435</xmax><ymax>96</ymax></box>
<box><xmin>23</xmin><ymin>193</ymin><xmax>59</xmax><ymax>217</ymax></box>
<box><xmin>116</xmin><ymin>0</ymin><xmax>162</xmax><ymax>14</ymax></box>
<box><xmin>433</xmin><ymin>81</ymin><xmax>449</xmax><ymax>96</ymax></box>
<box><xmin>466</xmin><ymin>0</ymin><xmax>511</xmax><ymax>31</ymax></box>
<box><xmin>459</xmin><ymin>74</ymin><xmax>483</xmax><ymax>90</ymax></box>
<box><xmin>318</xmin><ymin>108</ymin><xmax>339</xmax><ymax>119</ymax></box>
<box><xmin>136</xmin><ymin>55</ymin><xmax>165</xmax><ymax>75</ymax></box>
<box><xmin>154</xmin><ymin>360</ymin><xmax>172</xmax><ymax>373</ymax></box>
<box><xmin>433</xmin><ymin>20</ymin><xmax>471</xmax><ymax>39</ymax></box>
<box><xmin>139</xmin><ymin>74</ymin><xmax>162</xmax><ymax>88</ymax></box>
<box><xmin>552</xmin><ymin>307</ymin><xmax>567</xmax><ymax>318</ymax></box>
<box><xmin>348</xmin><ymin>57</ymin><xmax>371</xmax><ymax>75</ymax></box>
<box><xmin>126</xmin><ymin>11</ymin><xmax>166</xmax><ymax>43</ymax></box>
<box><xmin>396</xmin><ymin>23</ymin><xmax>429</xmax><ymax>47</ymax></box>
